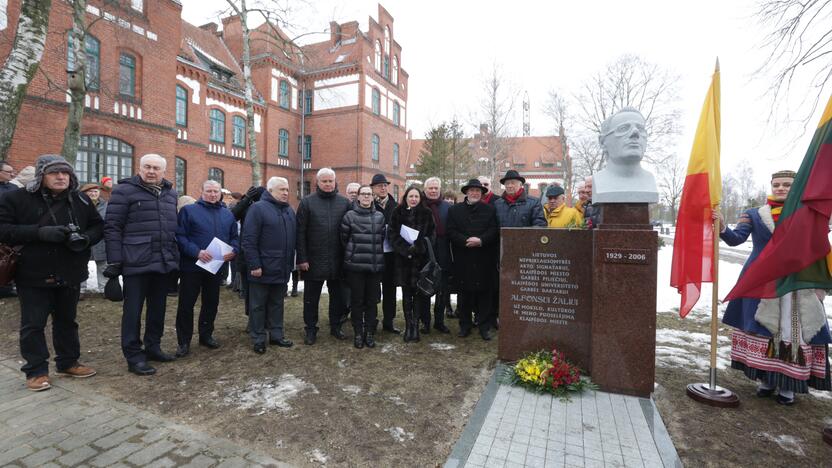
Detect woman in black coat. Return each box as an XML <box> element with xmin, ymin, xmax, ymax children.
<box><xmin>390</xmin><ymin>186</ymin><xmax>435</xmax><ymax>342</ymax></box>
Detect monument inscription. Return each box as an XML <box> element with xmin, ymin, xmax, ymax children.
<box><xmin>601</xmin><ymin>248</ymin><xmax>650</xmax><ymax>265</ymax></box>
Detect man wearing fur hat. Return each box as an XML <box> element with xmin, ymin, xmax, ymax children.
<box><xmin>0</xmin><ymin>155</ymin><xmax>103</xmax><ymax>391</ymax></box>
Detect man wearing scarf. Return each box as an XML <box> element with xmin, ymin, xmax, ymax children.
<box><xmin>0</xmin><ymin>155</ymin><xmax>102</xmax><ymax>391</ymax></box>
<box><xmin>716</xmin><ymin>170</ymin><xmax>831</xmax><ymax>405</ymax></box>
<box><xmin>423</xmin><ymin>177</ymin><xmax>451</xmax><ymax>334</ymax></box>
<box><xmin>371</xmin><ymin>173</ymin><xmax>401</xmax><ymax>334</ymax></box>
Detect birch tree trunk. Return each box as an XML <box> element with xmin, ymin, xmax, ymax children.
<box><xmin>0</xmin><ymin>0</ymin><xmax>52</xmax><ymax>161</ymax></box>
<box><xmin>61</xmin><ymin>0</ymin><xmax>88</xmax><ymax>164</ymax></box>
<box><xmin>239</xmin><ymin>0</ymin><xmax>261</xmax><ymax>186</ymax></box>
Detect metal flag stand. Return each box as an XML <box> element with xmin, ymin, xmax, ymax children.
<box><xmin>685</xmin><ymin>212</ymin><xmax>740</xmax><ymax>407</ymax></box>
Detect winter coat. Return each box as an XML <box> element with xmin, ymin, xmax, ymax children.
<box><xmin>0</xmin><ymin>187</ymin><xmax>103</xmax><ymax>287</ymax></box>
<box><xmin>176</xmin><ymin>199</ymin><xmax>240</xmax><ymax>274</ymax></box>
<box><xmin>390</xmin><ymin>204</ymin><xmax>436</xmax><ymax>288</ymax></box>
<box><xmin>104</xmin><ymin>175</ymin><xmax>179</xmax><ymax>276</ymax></box>
<box><xmin>242</xmin><ymin>190</ymin><xmax>296</xmax><ymax>284</ymax></box>
<box><xmin>543</xmin><ymin>204</ymin><xmax>583</xmax><ymax>228</ymax></box>
<box><xmin>230</xmin><ymin>186</ymin><xmax>266</xmax><ymax>269</ymax></box>
<box><xmin>447</xmin><ymin>200</ymin><xmax>499</xmax><ymax>292</ymax></box>
<box><xmin>494</xmin><ymin>190</ymin><xmax>546</xmax><ymax>228</ymax></box>
<box><xmin>425</xmin><ymin>198</ymin><xmax>451</xmax><ymax>270</ymax></box>
<box><xmin>89</xmin><ymin>199</ymin><xmax>108</xmax><ymax>262</ymax></box>
<box><xmin>582</xmin><ymin>200</ymin><xmax>600</xmax><ymax>229</ymax></box>
<box><xmin>374</xmin><ymin>193</ymin><xmax>397</xmax><ymax>256</ymax></box>
<box><xmin>0</xmin><ymin>182</ymin><xmax>17</xmax><ymax>197</ymax></box>
<box><xmin>340</xmin><ymin>204</ymin><xmax>385</xmax><ymax>273</ymax></box>
<box><xmin>296</xmin><ymin>187</ymin><xmax>351</xmax><ymax>281</ymax></box>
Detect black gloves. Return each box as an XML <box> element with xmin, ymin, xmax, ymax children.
<box><xmin>103</xmin><ymin>264</ymin><xmax>122</xmax><ymax>278</ymax></box>
<box><xmin>38</xmin><ymin>226</ymin><xmax>70</xmax><ymax>243</ymax></box>
<box><xmin>245</xmin><ymin>186</ymin><xmax>266</xmax><ymax>201</ymax></box>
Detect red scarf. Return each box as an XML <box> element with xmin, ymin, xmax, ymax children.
<box><xmin>425</xmin><ymin>198</ymin><xmax>445</xmax><ymax>236</ymax></box>
<box><xmin>503</xmin><ymin>188</ymin><xmax>524</xmax><ymax>204</ymax></box>
<box><xmin>766</xmin><ymin>196</ymin><xmax>784</xmax><ymax>224</ymax></box>
<box><xmin>482</xmin><ymin>191</ymin><xmax>494</xmax><ymax>204</ymax></box>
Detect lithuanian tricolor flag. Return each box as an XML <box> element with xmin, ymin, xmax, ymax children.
<box><xmin>725</xmin><ymin>94</ymin><xmax>832</xmax><ymax>300</ymax></box>
<box><xmin>671</xmin><ymin>64</ymin><xmax>721</xmax><ymax>318</ymax></box>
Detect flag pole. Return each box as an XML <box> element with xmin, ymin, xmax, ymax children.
<box><xmin>709</xmin><ymin>210</ymin><xmax>720</xmax><ymax>389</ymax></box>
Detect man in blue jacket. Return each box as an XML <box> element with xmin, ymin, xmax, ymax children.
<box><xmin>104</xmin><ymin>154</ymin><xmax>179</xmax><ymax>376</ymax></box>
<box><xmin>174</xmin><ymin>180</ymin><xmax>239</xmax><ymax>357</ymax></box>
<box><xmin>242</xmin><ymin>177</ymin><xmax>296</xmax><ymax>354</ymax></box>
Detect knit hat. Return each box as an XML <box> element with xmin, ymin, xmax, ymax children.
<box><xmin>100</xmin><ymin>176</ymin><xmax>113</xmax><ymax>186</ymax></box>
<box><xmin>26</xmin><ymin>154</ymin><xmax>78</xmax><ymax>193</ymax></box>
<box><xmin>771</xmin><ymin>170</ymin><xmax>796</xmax><ymax>180</ymax></box>
<box><xmin>370</xmin><ymin>173</ymin><xmax>390</xmax><ymax>186</ymax></box>
<box><xmin>545</xmin><ymin>185</ymin><xmax>565</xmax><ymax>198</ymax></box>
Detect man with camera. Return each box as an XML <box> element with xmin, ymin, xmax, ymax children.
<box><xmin>0</xmin><ymin>154</ymin><xmax>102</xmax><ymax>391</ymax></box>
<box><xmin>104</xmin><ymin>154</ymin><xmax>179</xmax><ymax>376</ymax></box>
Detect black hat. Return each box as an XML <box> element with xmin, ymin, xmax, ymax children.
<box><xmin>461</xmin><ymin>178</ymin><xmax>487</xmax><ymax>194</ymax></box>
<box><xmin>499</xmin><ymin>169</ymin><xmax>525</xmax><ymax>185</ymax></box>
<box><xmin>545</xmin><ymin>185</ymin><xmax>565</xmax><ymax>198</ymax></box>
<box><xmin>370</xmin><ymin>174</ymin><xmax>390</xmax><ymax>186</ymax></box>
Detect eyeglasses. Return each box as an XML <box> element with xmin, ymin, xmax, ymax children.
<box><xmin>603</xmin><ymin>122</ymin><xmax>646</xmax><ymax>137</ymax></box>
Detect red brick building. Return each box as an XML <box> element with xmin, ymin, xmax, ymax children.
<box><xmin>0</xmin><ymin>1</ymin><xmax>409</xmax><ymax>203</ymax></box>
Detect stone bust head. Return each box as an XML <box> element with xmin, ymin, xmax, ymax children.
<box><xmin>593</xmin><ymin>107</ymin><xmax>658</xmax><ymax>203</ymax></box>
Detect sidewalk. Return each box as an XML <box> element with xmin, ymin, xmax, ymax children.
<box><xmin>0</xmin><ymin>358</ymin><xmax>289</xmax><ymax>468</ymax></box>
<box><xmin>445</xmin><ymin>366</ymin><xmax>682</xmax><ymax>468</ymax></box>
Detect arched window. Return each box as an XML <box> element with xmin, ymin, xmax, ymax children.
<box><xmin>175</xmin><ymin>157</ymin><xmax>187</xmax><ymax>196</ymax></box>
<box><xmin>208</xmin><ymin>167</ymin><xmax>224</xmax><ymax>187</ymax></box>
<box><xmin>232</xmin><ymin>116</ymin><xmax>246</xmax><ymax>148</ymax></box>
<box><xmin>175</xmin><ymin>85</ymin><xmax>187</xmax><ymax>126</ymax></box>
<box><xmin>374</xmin><ymin>40</ymin><xmax>381</xmax><ymax>72</ymax></box>
<box><xmin>278</xmin><ymin>129</ymin><xmax>289</xmax><ymax>157</ymax></box>
<box><xmin>68</xmin><ymin>35</ymin><xmax>100</xmax><ymax>90</ymax></box>
<box><xmin>372</xmin><ymin>88</ymin><xmax>380</xmax><ymax>115</ymax></box>
<box><xmin>393</xmin><ymin>143</ymin><xmax>399</xmax><ymax>168</ymax></box>
<box><xmin>119</xmin><ymin>53</ymin><xmax>136</xmax><ymax>97</ymax></box>
<box><xmin>371</xmin><ymin>134</ymin><xmax>379</xmax><ymax>161</ymax></box>
<box><xmin>392</xmin><ymin>101</ymin><xmax>400</xmax><ymax>127</ymax></box>
<box><xmin>75</xmin><ymin>135</ymin><xmax>133</xmax><ymax>184</ymax></box>
<box><xmin>279</xmin><ymin>80</ymin><xmax>289</xmax><ymax>109</ymax></box>
<box><xmin>384</xmin><ymin>26</ymin><xmax>390</xmax><ymax>53</ymax></box>
<box><xmin>209</xmin><ymin>109</ymin><xmax>225</xmax><ymax>143</ymax></box>
<box><xmin>392</xmin><ymin>56</ymin><xmax>399</xmax><ymax>85</ymax></box>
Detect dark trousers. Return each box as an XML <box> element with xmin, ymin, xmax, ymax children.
<box><xmin>291</xmin><ymin>270</ymin><xmax>299</xmax><ymax>293</ymax></box>
<box><xmin>18</xmin><ymin>285</ymin><xmax>81</xmax><ymax>378</ymax></box>
<box><xmin>347</xmin><ymin>271</ymin><xmax>381</xmax><ymax>330</ymax></box>
<box><xmin>426</xmin><ymin>270</ymin><xmax>451</xmax><ymax>327</ymax></box>
<box><xmin>401</xmin><ymin>286</ymin><xmax>430</xmax><ymax>321</ymax></box>
<box><xmin>459</xmin><ymin>290</ymin><xmax>493</xmax><ymax>333</ymax></box>
<box><xmin>121</xmin><ymin>273</ymin><xmax>169</xmax><ymax>365</ymax></box>
<box><xmin>248</xmin><ymin>282</ymin><xmax>287</xmax><ymax>345</ymax></box>
<box><xmin>240</xmin><ymin>266</ymin><xmax>250</xmax><ymax>310</ymax></box>
<box><xmin>381</xmin><ymin>253</ymin><xmax>398</xmax><ymax>327</ymax></box>
<box><xmin>302</xmin><ymin>279</ymin><xmax>345</xmax><ymax>331</ymax></box>
<box><xmin>175</xmin><ymin>270</ymin><xmax>222</xmax><ymax>345</ymax></box>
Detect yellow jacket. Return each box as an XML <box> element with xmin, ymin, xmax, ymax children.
<box><xmin>543</xmin><ymin>204</ymin><xmax>583</xmax><ymax>228</ymax></box>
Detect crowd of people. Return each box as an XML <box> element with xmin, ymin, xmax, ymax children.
<box><xmin>0</xmin><ymin>153</ymin><xmax>600</xmax><ymax>391</ymax></box>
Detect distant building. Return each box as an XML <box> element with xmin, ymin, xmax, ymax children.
<box><xmin>1</xmin><ymin>1</ymin><xmax>409</xmax><ymax>203</ymax></box>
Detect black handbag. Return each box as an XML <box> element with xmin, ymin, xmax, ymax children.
<box><xmin>417</xmin><ymin>238</ymin><xmax>442</xmax><ymax>297</ymax></box>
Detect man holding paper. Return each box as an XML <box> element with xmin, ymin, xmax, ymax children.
<box><xmin>174</xmin><ymin>180</ymin><xmax>238</xmax><ymax>357</ymax></box>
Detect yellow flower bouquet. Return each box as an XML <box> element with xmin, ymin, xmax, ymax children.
<box><xmin>504</xmin><ymin>349</ymin><xmax>596</xmax><ymax>397</ymax></box>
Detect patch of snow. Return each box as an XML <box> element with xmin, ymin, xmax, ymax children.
<box><xmin>224</xmin><ymin>374</ymin><xmax>317</xmax><ymax>414</ymax></box>
<box><xmin>656</xmin><ymin>328</ymin><xmax>729</xmax><ymax>346</ymax></box>
<box><xmin>306</xmin><ymin>449</ymin><xmax>328</xmax><ymax>464</ymax></box>
<box><xmin>656</xmin><ymin>245</ymin><xmax>744</xmax><ymax>316</ymax></box>
<box><xmin>341</xmin><ymin>385</ymin><xmax>362</xmax><ymax>395</ymax></box>
<box><xmin>275</xmin><ymin>439</ymin><xmax>285</xmax><ymax>448</ymax></box>
<box><xmin>380</xmin><ymin>343</ymin><xmax>398</xmax><ymax>354</ymax></box>
<box><xmin>337</xmin><ymin>359</ymin><xmax>348</xmax><ymax>368</ymax></box>
<box><xmin>386</xmin><ymin>426</ymin><xmax>415</xmax><ymax>442</ymax></box>
<box><xmin>810</xmin><ymin>389</ymin><xmax>832</xmax><ymax>400</ymax></box>
<box><xmin>755</xmin><ymin>432</ymin><xmax>805</xmax><ymax>457</ymax></box>
<box><xmin>655</xmin><ymin>345</ymin><xmax>730</xmax><ymax>371</ymax></box>
<box><xmin>429</xmin><ymin>343</ymin><xmax>456</xmax><ymax>351</ymax></box>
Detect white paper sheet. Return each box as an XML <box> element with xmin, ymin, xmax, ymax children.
<box><xmin>400</xmin><ymin>224</ymin><xmax>420</xmax><ymax>245</ymax></box>
<box><xmin>196</xmin><ymin>237</ymin><xmax>234</xmax><ymax>274</ymax></box>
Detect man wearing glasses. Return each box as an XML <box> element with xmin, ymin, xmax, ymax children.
<box><xmin>477</xmin><ymin>176</ymin><xmax>496</xmax><ymax>206</ymax></box>
<box><xmin>0</xmin><ymin>162</ymin><xmax>17</xmax><ymax>196</ymax></box>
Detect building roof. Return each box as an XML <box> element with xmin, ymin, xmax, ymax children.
<box><xmin>180</xmin><ymin>20</ymin><xmax>246</xmax><ymax>93</ymax></box>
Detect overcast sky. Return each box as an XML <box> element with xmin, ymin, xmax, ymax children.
<box><xmin>181</xmin><ymin>0</ymin><xmax>828</xmax><ymax>188</ymax></box>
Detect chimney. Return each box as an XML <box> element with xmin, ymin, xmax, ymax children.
<box><xmin>199</xmin><ymin>22</ymin><xmax>218</xmax><ymax>34</ymax></box>
<box><xmin>479</xmin><ymin>123</ymin><xmax>489</xmax><ymax>135</ymax></box>
<box><xmin>340</xmin><ymin>21</ymin><xmax>359</xmax><ymax>39</ymax></box>
<box><xmin>330</xmin><ymin>21</ymin><xmax>341</xmax><ymax>45</ymax></box>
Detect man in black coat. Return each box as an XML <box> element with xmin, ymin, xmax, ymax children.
<box><xmin>423</xmin><ymin>177</ymin><xmax>451</xmax><ymax>334</ymax></box>
<box><xmin>104</xmin><ymin>154</ymin><xmax>179</xmax><ymax>376</ymax></box>
<box><xmin>296</xmin><ymin>167</ymin><xmax>351</xmax><ymax>345</ymax></box>
<box><xmin>371</xmin><ymin>173</ymin><xmax>400</xmax><ymax>334</ymax></box>
<box><xmin>0</xmin><ymin>155</ymin><xmax>102</xmax><ymax>391</ymax></box>
<box><xmin>447</xmin><ymin>179</ymin><xmax>499</xmax><ymax>340</ymax></box>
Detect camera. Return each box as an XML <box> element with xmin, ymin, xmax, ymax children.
<box><xmin>65</xmin><ymin>223</ymin><xmax>90</xmax><ymax>252</ymax></box>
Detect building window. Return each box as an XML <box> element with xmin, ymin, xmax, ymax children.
<box><xmin>208</xmin><ymin>167</ymin><xmax>224</xmax><ymax>187</ymax></box>
<box><xmin>393</xmin><ymin>101</ymin><xmax>400</xmax><ymax>127</ymax></box>
<box><xmin>392</xmin><ymin>56</ymin><xmax>398</xmax><ymax>86</ymax></box>
<box><xmin>374</xmin><ymin>40</ymin><xmax>381</xmax><ymax>72</ymax></box>
<box><xmin>119</xmin><ymin>53</ymin><xmax>136</xmax><ymax>98</ymax></box>
<box><xmin>209</xmin><ymin>109</ymin><xmax>225</xmax><ymax>143</ymax></box>
<box><xmin>68</xmin><ymin>35</ymin><xmax>100</xmax><ymax>90</ymax></box>
<box><xmin>371</xmin><ymin>134</ymin><xmax>379</xmax><ymax>161</ymax></box>
<box><xmin>303</xmin><ymin>135</ymin><xmax>312</xmax><ymax>160</ymax></box>
<box><xmin>393</xmin><ymin>143</ymin><xmax>399</xmax><ymax>168</ymax></box>
<box><xmin>384</xmin><ymin>26</ymin><xmax>390</xmax><ymax>53</ymax></box>
<box><xmin>175</xmin><ymin>85</ymin><xmax>187</xmax><ymax>127</ymax></box>
<box><xmin>278</xmin><ymin>129</ymin><xmax>289</xmax><ymax>157</ymax></box>
<box><xmin>303</xmin><ymin>90</ymin><xmax>312</xmax><ymax>114</ymax></box>
<box><xmin>383</xmin><ymin>56</ymin><xmax>389</xmax><ymax>80</ymax></box>
<box><xmin>232</xmin><ymin>115</ymin><xmax>246</xmax><ymax>148</ymax></box>
<box><xmin>372</xmin><ymin>88</ymin><xmax>380</xmax><ymax>115</ymax></box>
<box><xmin>75</xmin><ymin>135</ymin><xmax>133</xmax><ymax>184</ymax></box>
<box><xmin>175</xmin><ymin>157</ymin><xmax>186</xmax><ymax>196</ymax></box>
<box><xmin>279</xmin><ymin>80</ymin><xmax>289</xmax><ymax>109</ymax></box>
<box><xmin>131</xmin><ymin>0</ymin><xmax>143</xmax><ymax>12</ymax></box>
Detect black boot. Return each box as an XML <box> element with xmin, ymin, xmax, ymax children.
<box><xmin>304</xmin><ymin>327</ymin><xmax>318</xmax><ymax>345</ymax></box>
<box><xmin>365</xmin><ymin>329</ymin><xmax>376</xmax><ymax>348</ymax></box>
<box><xmin>353</xmin><ymin>325</ymin><xmax>364</xmax><ymax>349</ymax></box>
<box><xmin>403</xmin><ymin>302</ymin><xmax>414</xmax><ymax>342</ymax></box>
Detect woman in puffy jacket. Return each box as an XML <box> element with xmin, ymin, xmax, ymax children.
<box><xmin>340</xmin><ymin>185</ymin><xmax>386</xmax><ymax>349</ymax></box>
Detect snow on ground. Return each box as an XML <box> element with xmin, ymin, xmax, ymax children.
<box><xmin>386</xmin><ymin>426</ymin><xmax>415</xmax><ymax>442</ymax></box>
<box><xmin>341</xmin><ymin>385</ymin><xmax>362</xmax><ymax>395</ymax></box>
<box><xmin>429</xmin><ymin>343</ymin><xmax>456</xmax><ymax>351</ymax></box>
<box><xmin>223</xmin><ymin>374</ymin><xmax>318</xmax><ymax>414</ymax></box>
<box><xmin>306</xmin><ymin>449</ymin><xmax>328</xmax><ymax>465</ymax></box>
<box><xmin>754</xmin><ymin>433</ymin><xmax>806</xmax><ymax>457</ymax></box>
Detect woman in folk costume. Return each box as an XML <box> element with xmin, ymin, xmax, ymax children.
<box><xmin>715</xmin><ymin>170</ymin><xmax>831</xmax><ymax>405</ymax></box>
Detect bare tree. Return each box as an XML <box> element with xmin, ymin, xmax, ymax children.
<box><xmin>570</xmin><ymin>135</ymin><xmax>604</xmax><ymax>180</ymax></box>
<box><xmin>474</xmin><ymin>63</ymin><xmax>517</xmax><ymax>183</ymax></box>
<box><xmin>657</xmin><ymin>153</ymin><xmax>685</xmax><ymax>223</ymax></box>
<box><xmin>61</xmin><ymin>0</ymin><xmax>87</xmax><ymax>164</ymax></box>
<box><xmin>573</xmin><ymin>54</ymin><xmax>682</xmax><ymax>167</ymax></box>
<box><xmin>755</xmin><ymin>0</ymin><xmax>832</xmax><ymax>127</ymax></box>
<box><xmin>542</xmin><ymin>89</ymin><xmax>576</xmax><ymax>200</ymax></box>
<box><xmin>0</xmin><ymin>0</ymin><xmax>52</xmax><ymax>160</ymax></box>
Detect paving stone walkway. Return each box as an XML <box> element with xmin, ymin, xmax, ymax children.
<box><xmin>0</xmin><ymin>358</ymin><xmax>289</xmax><ymax>467</ymax></box>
